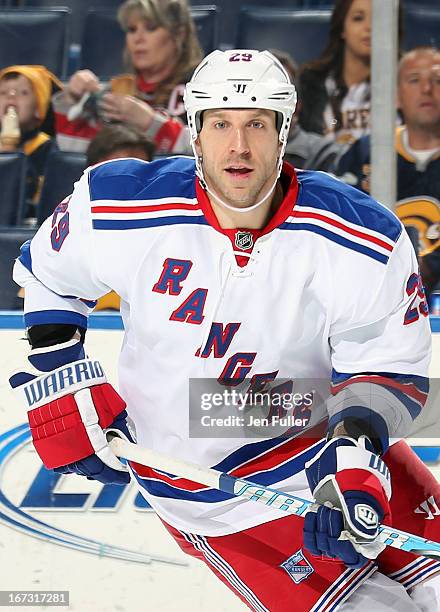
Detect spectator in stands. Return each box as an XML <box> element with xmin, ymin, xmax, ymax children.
<box><xmin>54</xmin><ymin>0</ymin><xmax>203</xmax><ymax>155</ymax></box>
<box><xmin>335</xmin><ymin>46</ymin><xmax>440</xmax><ymax>297</ymax></box>
<box><xmin>86</xmin><ymin>124</ymin><xmax>155</xmax><ymax>166</ymax></box>
<box><xmin>0</xmin><ymin>65</ymin><xmax>62</xmax><ymax>218</ymax></box>
<box><xmin>298</xmin><ymin>0</ymin><xmax>374</xmax><ymax>144</ymax></box>
<box><xmin>271</xmin><ymin>49</ymin><xmax>346</xmax><ymax>171</ymax></box>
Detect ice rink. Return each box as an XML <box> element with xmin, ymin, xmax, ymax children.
<box><xmin>1</xmin><ymin>318</ymin><xmax>440</xmax><ymax>612</ymax></box>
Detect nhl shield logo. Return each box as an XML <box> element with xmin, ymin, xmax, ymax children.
<box><xmin>280</xmin><ymin>549</ymin><xmax>314</xmax><ymax>585</ymax></box>
<box><xmin>235</xmin><ymin>231</ymin><xmax>253</xmax><ymax>250</ymax></box>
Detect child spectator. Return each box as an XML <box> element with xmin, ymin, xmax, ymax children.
<box><xmin>0</xmin><ymin>65</ymin><xmax>62</xmax><ymax>218</ymax></box>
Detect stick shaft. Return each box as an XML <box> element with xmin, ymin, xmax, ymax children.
<box><xmin>109</xmin><ymin>436</ymin><xmax>440</xmax><ymax>561</ymax></box>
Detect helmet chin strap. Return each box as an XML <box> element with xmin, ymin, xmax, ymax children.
<box><xmin>195</xmin><ymin>146</ymin><xmax>284</xmax><ymax>214</ymax></box>
<box><xmin>203</xmin><ymin>176</ymin><xmax>278</xmax><ymax>213</ymax></box>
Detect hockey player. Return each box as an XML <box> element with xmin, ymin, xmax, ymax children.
<box><xmin>9</xmin><ymin>50</ymin><xmax>440</xmax><ymax>610</ymax></box>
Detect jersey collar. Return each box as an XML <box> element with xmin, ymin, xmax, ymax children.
<box><xmin>195</xmin><ymin>160</ymin><xmax>299</xmax><ymax>237</ymax></box>
<box><xmin>195</xmin><ymin>161</ymin><xmax>299</xmax><ymax>266</ymax></box>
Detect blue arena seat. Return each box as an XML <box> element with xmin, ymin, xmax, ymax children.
<box><xmin>0</xmin><ymin>226</ymin><xmax>36</xmax><ymax>309</ymax></box>
<box><xmin>80</xmin><ymin>6</ymin><xmax>220</xmax><ymax>81</ymax></box>
<box><xmin>37</xmin><ymin>151</ymin><xmax>87</xmax><ymax>226</ymax></box>
<box><xmin>189</xmin><ymin>0</ymin><xmax>305</xmax><ymax>48</ymax></box>
<box><xmin>79</xmin><ymin>9</ymin><xmax>125</xmax><ymax>80</ymax></box>
<box><xmin>403</xmin><ymin>5</ymin><xmax>440</xmax><ymax>50</ymax></box>
<box><xmin>236</xmin><ymin>8</ymin><xmax>332</xmax><ymax>66</ymax></box>
<box><xmin>190</xmin><ymin>6</ymin><xmax>219</xmax><ymax>54</ymax></box>
<box><xmin>0</xmin><ymin>153</ymin><xmax>27</xmax><ymax>226</ymax></box>
<box><xmin>21</xmin><ymin>0</ymin><xmax>124</xmax><ymax>46</ymax></box>
<box><xmin>0</xmin><ymin>9</ymin><xmax>70</xmax><ymax>78</ymax></box>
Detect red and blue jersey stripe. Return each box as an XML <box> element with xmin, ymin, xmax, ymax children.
<box><xmin>280</xmin><ymin>171</ymin><xmax>402</xmax><ymax>264</ymax></box>
<box><xmin>131</xmin><ymin>423</ymin><xmax>327</xmax><ymax>503</ymax></box>
<box><xmin>89</xmin><ymin>156</ymin><xmax>209</xmax><ymax>231</ymax></box>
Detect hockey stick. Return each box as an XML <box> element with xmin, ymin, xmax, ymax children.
<box><xmin>108</xmin><ymin>434</ymin><xmax>440</xmax><ymax>562</ymax></box>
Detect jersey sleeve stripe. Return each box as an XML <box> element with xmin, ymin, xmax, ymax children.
<box><xmin>296</xmin><ymin>172</ymin><xmax>402</xmax><ymax>243</ymax></box>
<box><xmin>278</xmin><ymin>222</ymin><xmax>390</xmax><ymax>264</ymax></box>
<box><xmin>92</xmin><ymin>215</ymin><xmax>209</xmax><ymax>230</ymax></box>
<box><xmin>24</xmin><ymin>310</ymin><xmax>88</xmax><ymax>328</ymax></box>
<box><xmin>292</xmin><ymin>210</ymin><xmax>394</xmax><ymax>251</ymax></box>
<box><xmin>91</xmin><ymin>202</ymin><xmax>200</xmax><ymax>214</ymax></box>
<box><xmin>331</xmin><ymin>373</ymin><xmax>429</xmax><ymax>406</ymax></box>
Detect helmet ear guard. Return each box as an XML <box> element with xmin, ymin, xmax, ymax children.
<box><xmin>184</xmin><ymin>49</ymin><xmax>297</xmax><ymax>179</ymax></box>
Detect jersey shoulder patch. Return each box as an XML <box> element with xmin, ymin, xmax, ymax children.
<box><xmin>88</xmin><ymin>155</ymin><xmax>196</xmax><ymax>202</ymax></box>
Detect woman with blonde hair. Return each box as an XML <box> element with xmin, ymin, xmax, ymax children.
<box><xmin>54</xmin><ymin>0</ymin><xmax>203</xmax><ymax>154</ymax></box>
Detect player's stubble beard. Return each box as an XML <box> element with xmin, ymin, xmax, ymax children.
<box><xmin>201</xmin><ymin>151</ymin><xmax>280</xmax><ymax>211</ymax></box>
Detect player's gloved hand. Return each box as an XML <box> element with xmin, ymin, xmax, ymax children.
<box><xmin>9</xmin><ymin>338</ymin><xmax>134</xmax><ymax>485</ymax></box>
<box><xmin>303</xmin><ymin>436</ymin><xmax>392</xmax><ymax>568</ymax></box>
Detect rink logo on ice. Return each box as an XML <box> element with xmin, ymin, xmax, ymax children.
<box><xmin>234</xmin><ymin>231</ymin><xmax>253</xmax><ymax>251</ymax></box>
<box><xmin>280</xmin><ymin>549</ymin><xmax>314</xmax><ymax>584</ymax></box>
<box><xmin>0</xmin><ymin>423</ymin><xmax>184</xmax><ymax>567</ymax></box>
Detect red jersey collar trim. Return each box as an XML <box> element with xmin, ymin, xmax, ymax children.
<box><xmin>195</xmin><ymin>160</ymin><xmax>299</xmax><ymax>238</ymax></box>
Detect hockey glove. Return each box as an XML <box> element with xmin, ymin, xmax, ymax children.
<box><xmin>303</xmin><ymin>436</ymin><xmax>391</xmax><ymax>568</ymax></box>
<box><xmin>9</xmin><ymin>338</ymin><xmax>134</xmax><ymax>485</ymax></box>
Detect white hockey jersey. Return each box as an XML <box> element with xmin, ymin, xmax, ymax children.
<box><xmin>14</xmin><ymin>156</ymin><xmax>431</xmax><ymax>536</ymax></box>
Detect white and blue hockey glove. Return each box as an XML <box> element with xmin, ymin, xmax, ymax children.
<box><xmin>10</xmin><ymin>338</ymin><xmax>135</xmax><ymax>485</ymax></box>
<box><xmin>303</xmin><ymin>436</ymin><xmax>392</xmax><ymax>569</ymax></box>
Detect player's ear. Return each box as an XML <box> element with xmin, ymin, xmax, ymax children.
<box><xmin>194</xmin><ymin>136</ymin><xmax>202</xmax><ymax>158</ymax></box>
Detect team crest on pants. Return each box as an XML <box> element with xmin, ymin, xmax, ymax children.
<box><xmin>234</xmin><ymin>231</ymin><xmax>253</xmax><ymax>250</ymax></box>
<box><xmin>280</xmin><ymin>549</ymin><xmax>314</xmax><ymax>584</ymax></box>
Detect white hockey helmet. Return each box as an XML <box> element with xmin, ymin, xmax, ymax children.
<box><xmin>184</xmin><ymin>49</ymin><xmax>297</xmax><ymax>176</ymax></box>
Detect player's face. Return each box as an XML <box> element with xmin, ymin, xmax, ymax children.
<box><xmin>196</xmin><ymin>109</ymin><xmax>281</xmax><ymax>209</ymax></box>
<box><xmin>0</xmin><ymin>75</ymin><xmax>38</xmax><ymax>130</ymax></box>
<box><xmin>125</xmin><ymin>15</ymin><xmax>178</xmax><ymax>77</ymax></box>
<box><xmin>398</xmin><ymin>50</ymin><xmax>440</xmax><ymax>129</ymax></box>
<box><xmin>342</xmin><ymin>0</ymin><xmax>371</xmax><ymax>60</ymax></box>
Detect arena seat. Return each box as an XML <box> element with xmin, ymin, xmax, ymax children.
<box><xmin>236</xmin><ymin>8</ymin><xmax>331</xmax><ymax>66</ymax></box>
<box><xmin>190</xmin><ymin>0</ymin><xmax>305</xmax><ymax>48</ymax></box>
<box><xmin>37</xmin><ymin>151</ymin><xmax>87</xmax><ymax>226</ymax></box>
<box><xmin>21</xmin><ymin>0</ymin><xmax>123</xmax><ymax>46</ymax></box>
<box><xmin>0</xmin><ymin>226</ymin><xmax>36</xmax><ymax>309</ymax></box>
<box><xmin>403</xmin><ymin>5</ymin><xmax>440</xmax><ymax>50</ymax></box>
<box><xmin>0</xmin><ymin>8</ymin><xmax>70</xmax><ymax>78</ymax></box>
<box><xmin>80</xmin><ymin>6</ymin><xmax>220</xmax><ymax>81</ymax></box>
<box><xmin>79</xmin><ymin>9</ymin><xmax>125</xmax><ymax>80</ymax></box>
<box><xmin>191</xmin><ymin>6</ymin><xmax>219</xmax><ymax>54</ymax></box>
<box><xmin>0</xmin><ymin>153</ymin><xmax>27</xmax><ymax>226</ymax></box>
